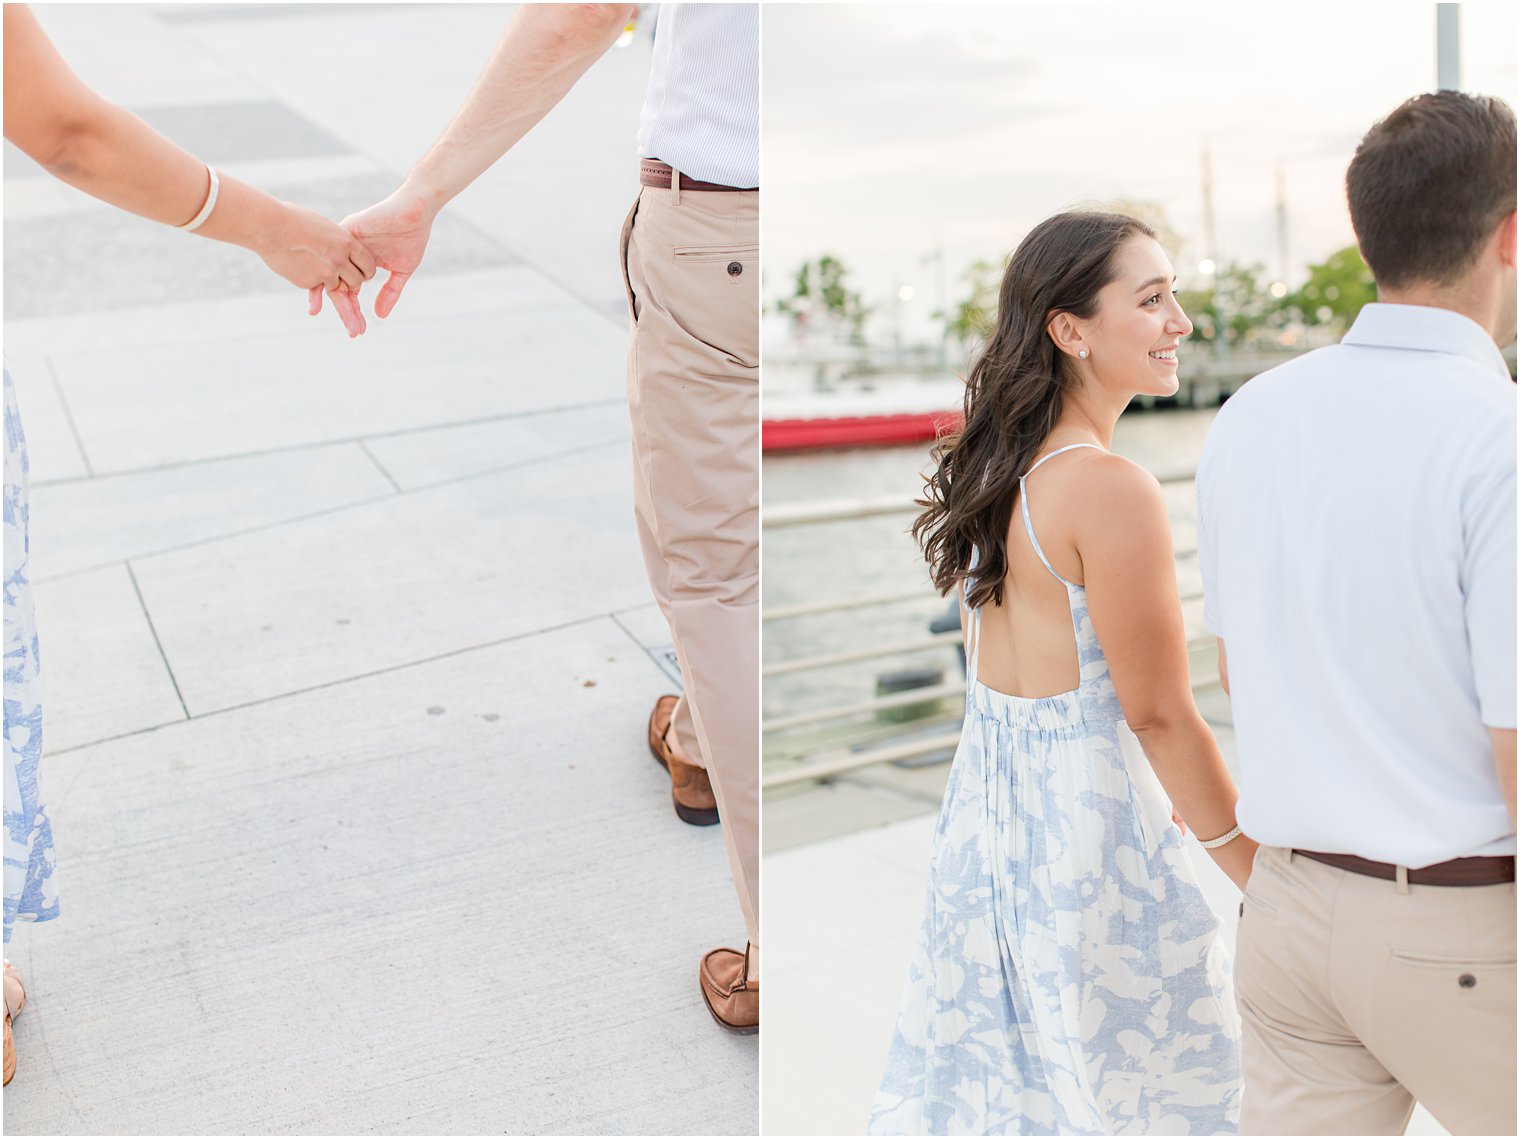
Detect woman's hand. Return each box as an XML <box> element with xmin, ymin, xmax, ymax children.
<box><xmin>1073</xmin><ymin>456</ymin><xmax>1252</xmax><ymax>874</ymax></box>
<box><xmin>256</xmin><ymin>202</ymin><xmax>376</xmax><ymax>337</ymax></box>
<box><xmin>1214</xmin><ymin>835</ymin><xmax>1259</xmax><ymax>893</ymax></box>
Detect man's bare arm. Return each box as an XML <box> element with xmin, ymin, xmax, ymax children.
<box><xmin>1491</xmin><ymin>728</ymin><xmax>1516</xmax><ymax>826</ymax></box>
<box><xmin>406</xmin><ymin>4</ymin><xmax>636</xmax><ymax>213</ymax></box>
<box><xmin>338</xmin><ymin>4</ymin><xmax>635</xmax><ymax>317</ymax></box>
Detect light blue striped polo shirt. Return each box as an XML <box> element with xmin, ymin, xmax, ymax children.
<box><xmin>637</xmin><ymin>4</ymin><xmax>759</xmax><ymax>189</ymax></box>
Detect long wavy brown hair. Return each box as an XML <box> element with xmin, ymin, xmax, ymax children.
<box><xmin>913</xmin><ymin>211</ymin><xmax>1155</xmax><ymax>609</ymax></box>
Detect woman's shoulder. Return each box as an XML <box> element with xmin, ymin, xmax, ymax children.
<box><xmin>1056</xmin><ymin>449</ymin><xmax>1162</xmax><ymax>504</ymax></box>
<box><xmin>1057</xmin><ymin>451</ymin><xmax>1170</xmax><ymax>549</ymax></box>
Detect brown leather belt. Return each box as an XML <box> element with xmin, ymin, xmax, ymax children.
<box><xmin>1294</xmin><ymin>849</ymin><xmax>1516</xmax><ymax>887</ymax></box>
<box><xmin>639</xmin><ymin>159</ymin><xmax>750</xmax><ymax>192</ymax></box>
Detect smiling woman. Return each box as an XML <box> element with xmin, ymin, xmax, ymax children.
<box><xmin>864</xmin><ymin>212</ymin><xmax>1254</xmax><ymax>1133</ymax></box>
<box><xmin>916</xmin><ymin>213</ymin><xmax>1186</xmax><ymax>609</ymax></box>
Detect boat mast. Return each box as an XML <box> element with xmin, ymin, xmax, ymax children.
<box><xmin>1436</xmin><ymin>3</ymin><xmax>1460</xmax><ymax>91</ymax></box>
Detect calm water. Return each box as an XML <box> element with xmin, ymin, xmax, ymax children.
<box><xmin>762</xmin><ymin>406</ymin><xmax>1217</xmax><ymax>721</ymax></box>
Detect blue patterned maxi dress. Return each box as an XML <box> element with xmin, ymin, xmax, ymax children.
<box><xmin>870</xmin><ymin>444</ymin><xmax>1241</xmax><ymax>1135</ymax></box>
<box><xmin>4</xmin><ymin>364</ymin><xmax>58</xmax><ymax>944</ymax></box>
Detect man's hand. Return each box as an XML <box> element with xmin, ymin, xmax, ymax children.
<box><xmin>336</xmin><ymin>189</ymin><xmax>437</xmax><ymax>319</ymax></box>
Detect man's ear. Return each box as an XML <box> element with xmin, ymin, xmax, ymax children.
<box><xmin>1497</xmin><ymin>210</ymin><xmax>1517</xmax><ymax>270</ymax></box>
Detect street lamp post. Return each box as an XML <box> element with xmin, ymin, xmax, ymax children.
<box><xmin>1200</xmin><ymin>143</ymin><xmax>1227</xmax><ymax>361</ymax></box>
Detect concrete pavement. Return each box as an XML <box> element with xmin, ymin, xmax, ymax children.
<box><xmin>4</xmin><ymin>4</ymin><xmax>755</xmax><ymax>1134</ymax></box>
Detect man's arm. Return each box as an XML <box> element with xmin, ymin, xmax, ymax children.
<box><xmin>341</xmin><ymin>4</ymin><xmax>636</xmax><ymax>318</ymax></box>
<box><xmin>1216</xmin><ymin>638</ymin><xmax>1230</xmax><ymax>697</ymax></box>
<box><xmin>1492</xmin><ymin>728</ymin><xmax>1517</xmax><ymax>826</ymax></box>
<box><xmin>408</xmin><ymin>4</ymin><xmax>636</xmax><ymax>213</ymax></box>
<box><xmin>1457</xmin><ymin>428</ymin><xmax>1516</xmax><ymax>830</ymax></box>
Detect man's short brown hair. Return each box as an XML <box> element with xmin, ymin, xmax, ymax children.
<box><xmin>1346</xmin><ymin>92</ymin><xmax>1516</xmax><ymax>290</ymax></box>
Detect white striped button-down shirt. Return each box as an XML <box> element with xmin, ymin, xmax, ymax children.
<box><xmin>637</xmin><ymin>4</ymin><xmax>758</xmax><ymax>189</ymax></box>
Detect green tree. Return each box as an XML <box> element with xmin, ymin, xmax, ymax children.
<box><xmin>940</xmin><ymin>202</ymin><xmax>1187</xmax><ymax>352</ymax></box>
<box><xmin>936</xmin><ymin>258</ymin><xmax>1003</xmax><ymax>349</ymax></box>
<box><xmin>1285</xmin><ymin>244</ymin><xmax>1376</xmax><ymax>331</ymax></box>
<box><xmin>776</xmin><ymin>254</ymin><xmax>871</xmax><ymax>341</ymax></box>
<box><xmin>1176</xmin><ymin>260</ymin><xmax>1288</xmax><ymax>349</ymax></box>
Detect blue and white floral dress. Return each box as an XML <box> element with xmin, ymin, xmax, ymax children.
<box><xmin>4</xmin><ymin>364</ymin><xmax>58</xmax><ymax>944</ymax></box>
<box><xmin>870</xmin><ymin>444</ymin><xmax>1240</xmax><ymax>1135</ymax></box>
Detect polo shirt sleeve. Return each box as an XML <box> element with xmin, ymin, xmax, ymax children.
<box><xmin>1462</xmin><ymin>446</ymin><xmax>1517</xmax><ymax>729</ymax></box>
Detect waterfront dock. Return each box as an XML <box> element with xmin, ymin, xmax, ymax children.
<box><xmin>760</xmin><ymin>438</ymin><xmax>1450</xmax><ymax>1138</ymax></box>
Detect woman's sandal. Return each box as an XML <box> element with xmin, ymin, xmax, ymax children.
<box><xmin>3</xmin><ymin>960</ymin><xmax>25</xmax><ymax>1087</ymax></box>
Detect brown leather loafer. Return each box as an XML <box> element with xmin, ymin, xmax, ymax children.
<box><xmin>699</xmin><ymin>946</ymin><xmax>758</xmax><ymax>1035</ymax></box>
<box><xmin>648</xmin><ymin>694</ymin><xmax>719</xmax><ymax>826</ymax></box>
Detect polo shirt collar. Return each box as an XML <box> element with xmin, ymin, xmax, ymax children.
<box><xmin>1343</xmin><ymin>302</ymin><xmax>1513</xmax><ymax>380</ymax></box>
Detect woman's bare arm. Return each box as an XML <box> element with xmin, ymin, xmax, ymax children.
<box><xmin>3</xmin><ymin>5</ymin><xmax>374</xmax><ymax>331</ymax></box>
<box><xmin>1075</xmin><ymin>455</ymin><xmax>1258</xmax><ymax>889</ymax></box>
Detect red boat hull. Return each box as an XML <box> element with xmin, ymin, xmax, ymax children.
<box><xmin>763</xmin><ymin>411</ymin><xmax>962</xmax><ymax>452</ymax></box>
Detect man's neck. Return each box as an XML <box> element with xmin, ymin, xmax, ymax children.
<box><xmin>1377</xmin><ymin>279</ymin><xmax>1501</xmax><ymax>342</ymax></box>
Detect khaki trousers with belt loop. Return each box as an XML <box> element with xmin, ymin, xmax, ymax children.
<box><xmin>1236</xmin><ymin>844</ymin><xmax>1516</xmax><ymax>1135</ymax></box>
<box><xmin>619</xmin><ymin>176</ymin><xmax>759</xmax><ymax>948</ymax></box>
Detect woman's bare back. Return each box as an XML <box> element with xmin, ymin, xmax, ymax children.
<box><xmin>971</xmin><ymin>445</ymin><xmax>1106</xmax><ymax>698</ymax></box>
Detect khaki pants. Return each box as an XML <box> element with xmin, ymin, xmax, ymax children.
<box><xmin>620</xmin><ymin>179</ymin><xmax>759</xmax><ymax>948</ymax></box>
<box><xmin>1236</xmin><ymin>845</ymin><xmax>1516</xmax><ymax>1135</ymax></box>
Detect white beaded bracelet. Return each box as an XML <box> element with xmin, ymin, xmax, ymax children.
<box><xmin>177</xmin><ymin>166</ymin><xmax>220</xmax><ymax>232</ymax></box>
<box><xmin>1199</xmin><ymin>823</ymin><xmax>1243</xmax><ymax>849</ymax></box>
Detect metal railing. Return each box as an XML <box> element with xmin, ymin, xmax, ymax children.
<box><xmin>763</xmin><ymin>469</ymin><xmax>1209</xmax><ymax>789</ymax></box>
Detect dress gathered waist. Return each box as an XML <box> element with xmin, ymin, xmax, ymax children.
<box><xmin>966</xmin><ymin>677</ymin><xmax>1123</xmax><ymax>732</ymax></box>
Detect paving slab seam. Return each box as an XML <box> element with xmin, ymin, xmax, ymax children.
<box><xmin>609</xmin><ymin>610</ymin><xmax>680</xmax><ymax>680</ymax></box>
<box><xmin>29</xmin><ymin>490</ymin><xmax>395</xmax><ymax>587</ymax></box>
<box><xmin>30</xmin><ymin>396</ymin><xmax>630</xmax><ymax>490</ymax></box>
<box><xmin>29</xmin><ymin>435</ymin><xmax>632</xmax><ymax>588</ymax></box>
<box><xmin>355</xmin><ymin>438</ymin><xmax>402</xmax><ymax>494</ymax></box>
<box><xmin>23</xmin><ymin>262</ymin><xmax>587</xmax><ymax>357</ymax></box>
<box><xmin>851</xmin><ymin>768</ymin><xmax>951</xmax><ymax>804</ymax></box>
<box><xmin>788</xmin><ymin>774</ymin><xmax>946</xmax><ymax>816</ymax></box>
<box><xmin>43</xmin><ymin>354</ymin><xmax>93</xmax><ymax>478</ymax></box>
<box><xmin>128</xmin><ymin>10</ymin><xmax>626</xmax><ymax>336</ymax></box>
<box><xmin>122</xmin><ymin>560</ymin><xmax>191</xmax><ymax>722</ymax></box>
<box><xmin>44</xmin><ymin>610</ymin><xmax>667</xmax><ymax>759</ymax></box>
<box><xmin>403</xmin><ymin>434</ymin><xmax>629</xmax><ymax>495</ymax></box>
<box><xmin>609</xmin><ymin>601</ymin><xmax>664</xmax><ymax>619</ymax></box>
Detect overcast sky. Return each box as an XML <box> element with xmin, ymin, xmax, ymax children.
<box><xmin>762</xmin><ymin>3</ymin><xmax>1519</xmax><ymax>342</ymax></box>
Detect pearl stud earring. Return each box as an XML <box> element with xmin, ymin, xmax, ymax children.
<box><xmin>1078</xmin><ymin>349</ymin><xmax>1089</xmax><ymax>359</ymax></box>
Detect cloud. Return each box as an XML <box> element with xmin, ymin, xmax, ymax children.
<box><xmin>765</xmin><ymin>5</ymin><xmax>1073</xmax><ymax>153</ymax></box>
<box><xmin>763</xmin><ymin>2</ymin><xmax>1516</xmax><ymax>321</ymax></box>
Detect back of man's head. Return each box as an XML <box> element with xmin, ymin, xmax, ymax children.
<box><xmin>1347</xmin><ymin>92</ymin><xmax>1516</xmax><ymax>291</ymax></box>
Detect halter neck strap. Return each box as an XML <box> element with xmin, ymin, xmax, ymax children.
<box><xmin>1022</xmin><ymin>442</ymin><xmax>1104</xmax><ymax>478</ymax></box>
<box><xmin>1019</xmin><ymin>442</ymin><xmax>1105</xmax><ymax>587</ymax></box>
<box><xmin>961</xmin><ymin>578</ymin><xmax>982</xmax><ymax>688</ymax></box>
